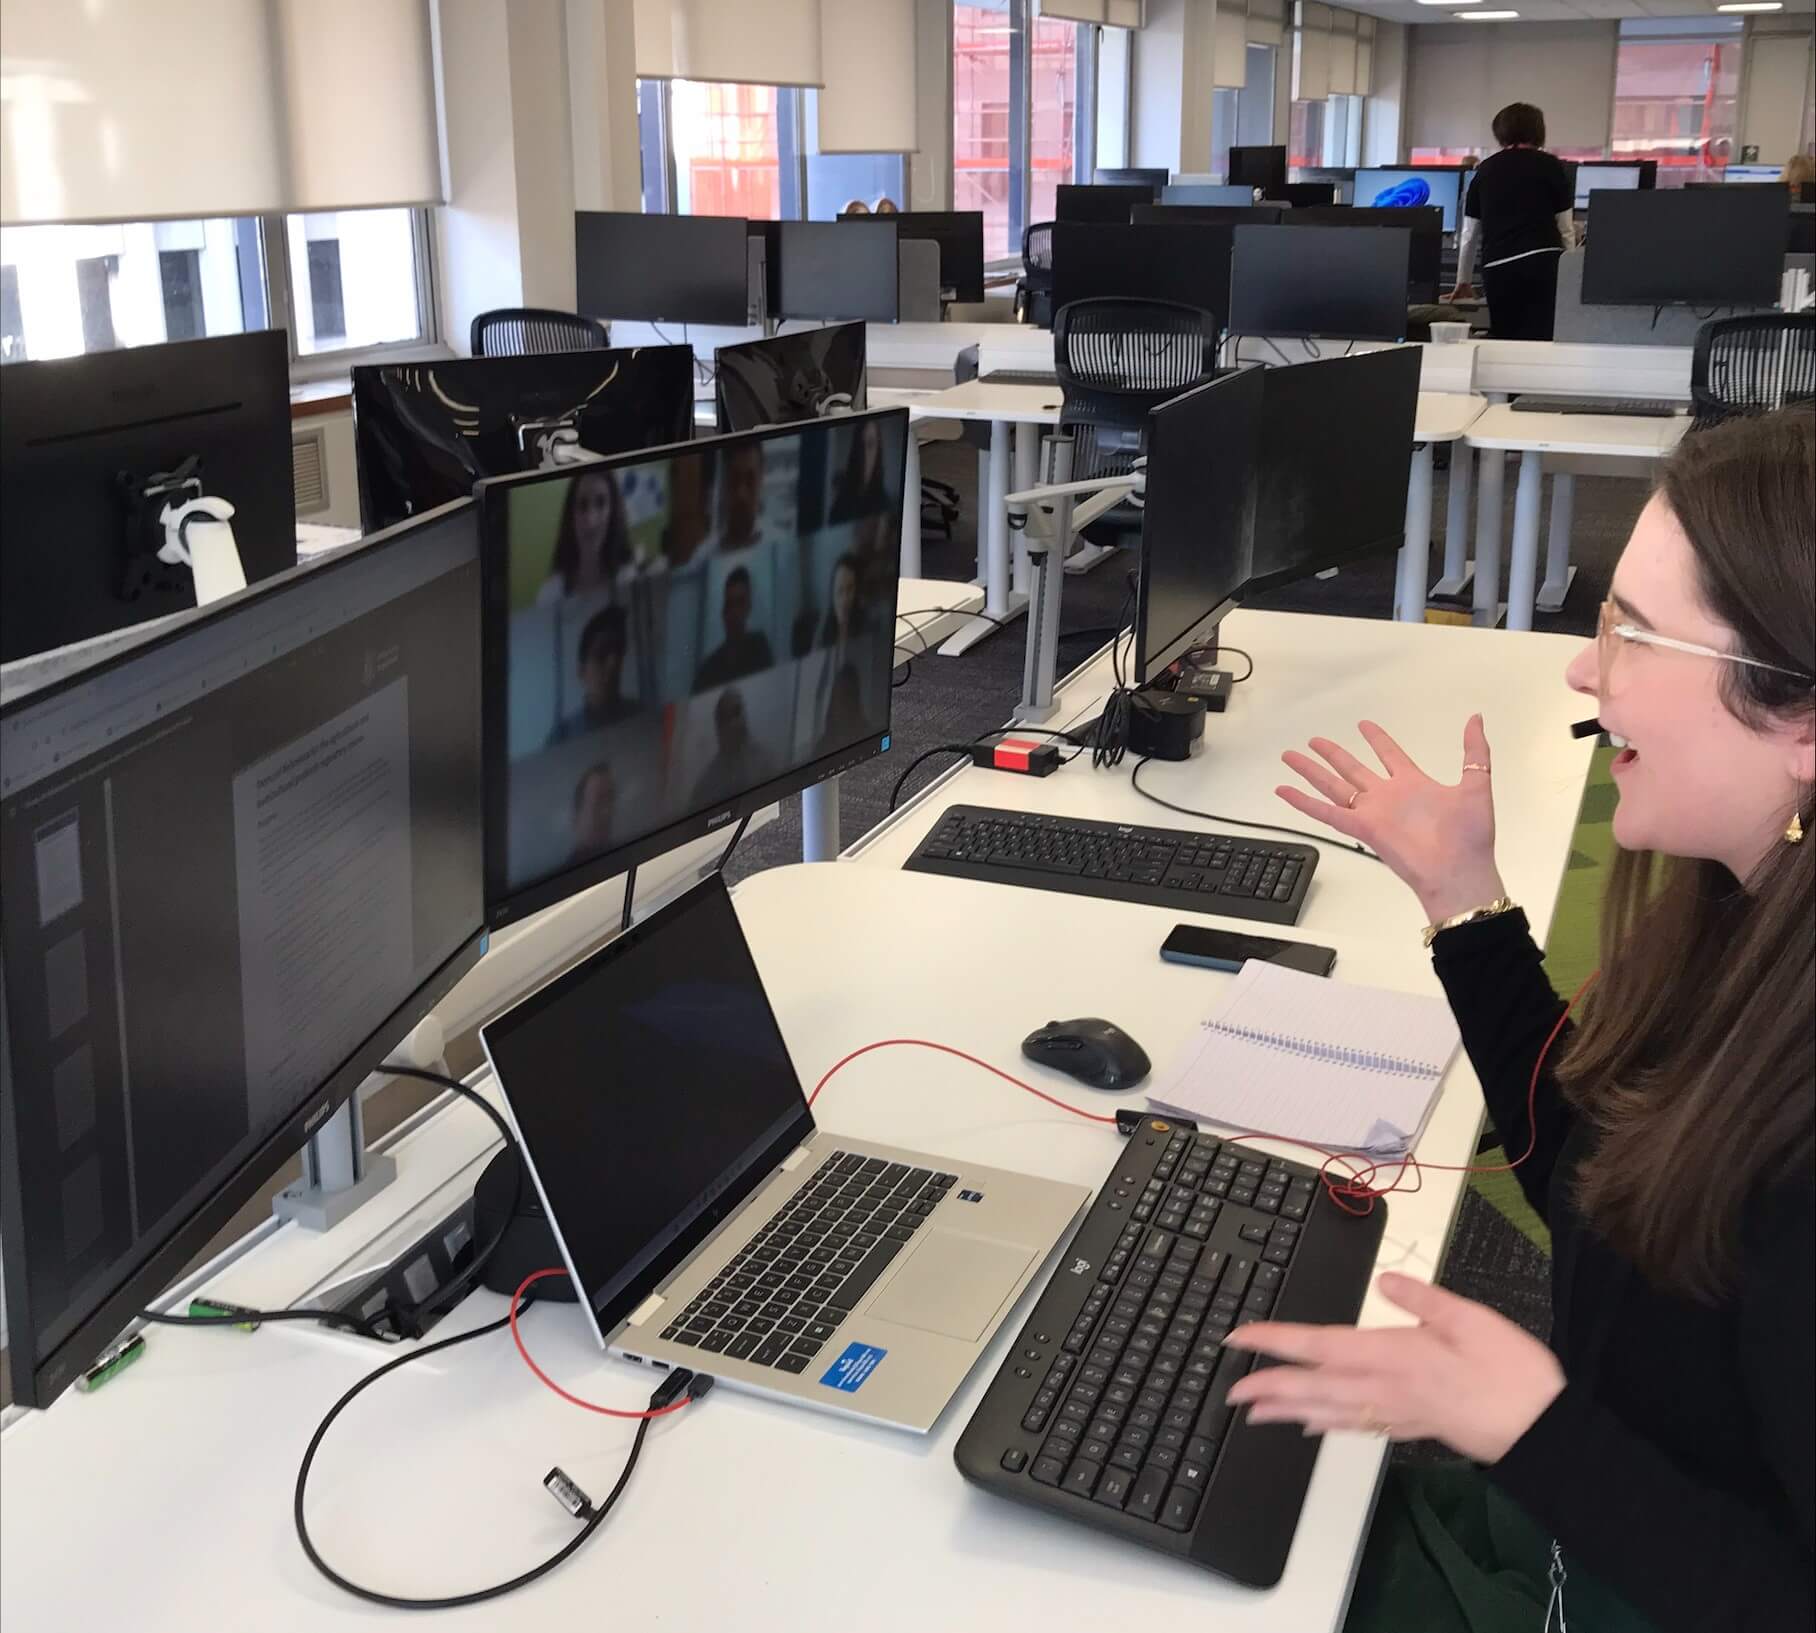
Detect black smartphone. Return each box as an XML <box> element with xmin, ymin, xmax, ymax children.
<box><xmin>1159</xmin><ymin>924</ymin><xmax>1337</xmax><ymax>977</ymax></box>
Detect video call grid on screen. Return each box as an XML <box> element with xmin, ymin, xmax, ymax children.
<box><xmin>495</xmin><ymin>415</ymin><xmax>906</xmax><ymax>899</ymax></box>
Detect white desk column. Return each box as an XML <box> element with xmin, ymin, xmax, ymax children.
<box><xmin>1438</xmin><ymin>443</ymin><xmax>1474</xmax><ymax>595</ymax></box>
<box><xmin>1538</xmin><ymin>471</ymin><xmax>1577</xmax><ymax>614</ymax></box>
<box><xmin>1506</xmin><ymin>450</ymin><xmax>1547</xmax><ymax>632</ymax></box>
<box><xmin>984</xmin><ymin>419</ymin><xmax>1012</xmax><ymax>616</ymax></box>
<box><xmin>901</xmin><ymin>433</ymin><xmax>923</xmax><ymax>579</ymax></box>
<box><xmin>1012</xmin><ymin>423</ymin><xmax>1040</xmax><ymax>598</ymax></box>
<box><xmin>1473</xmin><ymin>447</ymin><xmax>1507</xmax><ymax>626</ymax></box>
<box><xmin>801</xmin><ymin>778</ymin><xmax>840</xmax><ymax>862</ymax></box>
<box><xmin>1395</xmin><ymin>443</ymin><xmax>1435</xmax><ymax>622</ymax></box>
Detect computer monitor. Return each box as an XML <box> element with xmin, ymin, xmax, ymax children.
<box><xmin>715</xmin><ymin>323</ymin><xmax>867</xmax><ymax>433</ymax></box>
<box><xmin>575</xmin><ymin>211</ymin><xmax>751</xmax><ymax>325</ymax></box>
<box><xmin>1265</xmin><ymin>183</ymin><xmax>1338</xmax><ymax>209</ymax></box>
<box><xmin>1721</xmin><ymin>164</ymin><xmax>1787</xmax><ymax>184</ymax></box>
<box><xmin>1055</xmin><ymin>184</ymin><xmax>1149</xmax><ymax>224</ymax></box>
<box><xmin>1791</xmin><ymin>206</ymin><xmax>1815</xmax><ymax>256</ymax></box>
<box><xmin>479</xmin><ymin>408</ymin><xmax>908</xmax><ymax>926</ymax></box>
<box><xmin>1049</xmin><ymin>222</ymin><xmax>1234</xmax><ymax>331</ymax></box>
<box><xmin>1248</xmin><ymin>348</ymin><xmax>1420</xmax><ymax>592</ymax></box>
<box><xmin>1096</xmin><ymin>168</ymin><xmax>1170</xmax><ymax>190</ymax></box>
<box><xmin>352</xmin><ymin>347</ymin><xmax>698</xmax><ymax>532</ymax></box>
<box><xmin>776</xmin><ymin>220</ymin><xmax>899</xmax><ymax>321</ymax></box>
<box><xmin>1582</xmin><ymin>187</ymin><xmax>1789</xmax><ymax>307</ymax></box>
<box><xmin>1288</xmin><ymin>205</ymin><xmax>1445</xmax><ymax>303</ymax></box>
<box><xmin>839</xmin><ymin>210</ymin><xmax>984</xmax><ymax>302</ymax></box>
<box><xmin>1351</xmin><ymin>167</ymin><xmax>1465</xmax><ymax>234</ymax></box>
<box><xmin>1228</xmin><ymin>146</ymin><xmax>1287</xmax><ymax>195</ymax></box>
<box><xmin>1133</xmin><ymin>368</ymin><xmax>1263</xmax><ymax>685</ymax></box>
<box><xmin>0</xmin><ymin>500</ymin><xmax>486</xmax><ymax>1409</ymax></box>
<box><xmin>1571</xmin><ymin>159</ymin><xmax>1656</xmax><ymax>210</ymax></box>
<box><xmin>1132</xmin><ymin>203</ymin><xmax>1285</xmax><ymax>227</ymax></box>
<box><xmin>1161</xmin><ymin>184</ymin><xmax>1256</xmax><ymax>207</ymax></box>
<box><xmin>1228</xmin><ymin>225</ymin><xmax>1411</xmax><ymax>342</ymax></box>
<box><xmin>0</xmin><ymin>331</ymin><xmax>296</xmax><ymax>666</ymax></box>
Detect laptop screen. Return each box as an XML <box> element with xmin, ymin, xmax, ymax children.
<box><xmin>481</xmin><ymin>875</ymin><xmax>815</xmax><ymax>1334</ymax></box>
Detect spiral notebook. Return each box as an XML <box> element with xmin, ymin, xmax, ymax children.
<box><xmin>1146</xmin><ymin>961</ymin><xmax>1462</xmax><ymax>1158</ymax></box>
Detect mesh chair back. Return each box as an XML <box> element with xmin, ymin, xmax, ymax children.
<box><xmin>470</xmin><ymin>307</ymin><xmax>610</xmax><ymax>358</ymax></box>
<box><xmin>1018</xmin><ymin>223</ymin><xmax>1056</xmax><ymax>327</ymax></box>
<box><xmin>1690</xmin><ymin>314</ymin><xmax>1816</xmax><ymax>430</ymax></box>
<box><xmin>1024</xmin><ymin>222</ymin><xmax>1054</xmax><ymax>274</ymax></box>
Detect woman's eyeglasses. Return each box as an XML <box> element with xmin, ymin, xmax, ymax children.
<box><xmin>1597</xmin><ymin>598</ymin><xmax>1815</xmax><ymax>690</ymax></box>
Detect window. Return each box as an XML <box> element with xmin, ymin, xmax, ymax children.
<box><xmin>0</xmin><ymin>209</ymin><xmax>432</xmax><ymax>369</ymax></box>
<box><xmin>804</xmin><ymin>89</ymin><xmax>910</xmax><ymax>219</ymax></box>
<box><xmin>955</xmin><ymin>1</ymin><xmax>1015</xmax><ymax>259</ymax></box>
<box><xmin>669</xmin><ymin>79</ymin><xmax>800</xmax><ymax>219</ymax></box>
<box><xmin>1028</xmin><ymin>8</ymin><xmax>1078</xmax><ymax>229</ymax></box>
<box><xmin>1215</xmin><ymin>43</ymin><xmax>1279</xmax><ymax>181</ymax></box>
<box><xmin>1610</xmin><ymin>28</ymin><xmax>1743</xmax><ymax>186</ymax></box>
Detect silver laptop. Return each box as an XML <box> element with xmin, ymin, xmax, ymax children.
<box><xmin>480</xmin><ymin>873</ymin><xmax>1089</xmax><ymax>1433</ymax></box>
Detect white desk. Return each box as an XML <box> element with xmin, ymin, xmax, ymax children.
<box><xmin>1464</xmin><ymin>405</ymin><xmax>1688</xmax><ymax>631</ymax></box>
<box><xmin>896</xmin><ymin>577</ymin><xmax>986</xmax><ymax>659</ymax></box>
<box><xmin>0</xmin><ymin>611</ymin><xmax>1592</xmax><ymax>1633</ymax></box>
<box><xmin>1396</xmin><ymin>392</ymin><xmax>1486</xmax><ymax>623</ymax></box>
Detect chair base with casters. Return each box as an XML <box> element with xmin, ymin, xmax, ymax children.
<box><xmin>470</xmin><ymin>307</ymin><xmax>610</xmax><ymax>357</ymax></box>
<box><xmin>1689</xmin><ymin>313</ymin><xmax>1816</xmax><ymax>431</ymax></box>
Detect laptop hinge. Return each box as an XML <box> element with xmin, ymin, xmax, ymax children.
<box><xmin>626</xmin><ymin>1292</ymin><xmax>665</xmax><ymax>1328</ymax></box>
<box><xmin>778</xmin><ymin>1144</ymin><xmax>813</xmax><ymax>1172</ymax></box>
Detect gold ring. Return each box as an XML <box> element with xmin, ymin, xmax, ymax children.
<box><xmin>1346</xmin><ymin>790</ymin><xmax>1360</xmax><ymax>809</ymax></box>
<box><xmin>1461</xmin><ymin>762</ymin><xmax>1491</xmax><ymax>775</ymax></box>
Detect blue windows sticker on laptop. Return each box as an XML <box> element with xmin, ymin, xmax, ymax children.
<box><xmin>821</xmin><ymin>1342</ymin><xmax>887</xmax><ymax>1392</ymax></box>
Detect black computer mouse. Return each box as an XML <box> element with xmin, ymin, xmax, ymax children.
<box><xmin>1021</xmin><ymin>1017</ymin><xmax>1152</xmax><ymax>1091</ymax></box>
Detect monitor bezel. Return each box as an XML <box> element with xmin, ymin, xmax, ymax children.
<box><xmin>478</xmin><ymin>408</ymin><xmax>910</xmax><ymax>930</ymax></box>
<box><xmin>0</xmin><ymin>499</ymin><xmax>488</xmax><ymax>1410</ymax></box>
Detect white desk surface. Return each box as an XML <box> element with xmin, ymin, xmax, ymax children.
<box><xmin>1464</xmin><ymin>402</ymin><xmax>1690</xmax><ymax>459</ymax></box>
<box><xmin>1470</xmin><ymin>339</ymin><xmax>1692</xmax><ymax>402</ymax></box>
<box><xmin>0</xmin><ymin>613</ymin><xmax>1593</xmax><ymax>1633</ymax></box>
<box><xmin>897</xmin><ymin>578</ymin><xmax>986</xmax><ymax>655</ymax></box>
<box><xmin>1413</xmin><ymin>391</ymin><xmax>1485</xmax><ymax>443</ymax></box>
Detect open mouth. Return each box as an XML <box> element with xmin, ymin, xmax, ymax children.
<box><xmin>1609</xmin><ymin>731</ymin><xmax>1638</xmax><ymax>771</ymax></box>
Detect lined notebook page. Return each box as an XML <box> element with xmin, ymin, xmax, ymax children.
<box><xmin>1146</xmin><ymin>962</ymin><xmax>1462</xmax><ymax>1156</ymax></box>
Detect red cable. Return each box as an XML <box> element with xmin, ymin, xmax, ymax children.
<box><xmin>808</xmin><ymin>1039</ymin><xmax>1121</xmax><ymax>1124</ymax></box>
<box><xmin>509</xmin><ymin>1268</ymin><xmax>694</xmax><ymax>1419</ymax></box>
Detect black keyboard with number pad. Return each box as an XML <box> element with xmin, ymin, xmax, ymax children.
<box><xmin>954</xmin><ymin>1118</ymin><xmax>1384</xmax><ymax>1587</ymax></box>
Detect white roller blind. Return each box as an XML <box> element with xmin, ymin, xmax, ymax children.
<box><xmin>672</xmin><ymin>0</ymin><xmax>824</xmax><ymax>87</ymax></box>
<box><xmin>1247</xmin><ymin>0</ymin><xmax>1285</xmax><ymax>50</ymax></box>
<box><xmin>1107</xmin><ymin>0</ymin><xmax>1145</xmax><ymax>26</ymax></box>
<box><xmin>634</xmin><ymin>0</ymin><xmax>677</xmax><ymax>78</ymax></box>
<box><xmin>0</xmin><ymin>0</ymin><xmax>442</xmax><ymax>225</ymax></box>
<box><xmin>1214</xmin><ymin>4</ymin><xmax>1248</xmax><ymax>92</ymax></box>
<box><xmin>1295</xmin><ymin>3</ymin><xmax>1331</xmax><ymax>104</ymax></box>
<box><xmin>1328</xmin><ymin>10</ymin><xmax>1357</xmax><ymax>98</ymax></box>
<box><xmin>1038</xmin><ymin>1</ymin><xmax>1106</xmax><ymax>20</ymax></box>
<box><xmin>819</xmin><ymin>0</ymin><xmax>917</xmax><ymax>152</ymax></box>
<box><xmin>1406</xmin><ymin>23</ymin><xmax>1612</xmax><ymax>155</ymax></box>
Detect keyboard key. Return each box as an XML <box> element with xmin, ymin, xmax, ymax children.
<box><xmin>1031</xmin><ymin>1456</ymin><xmax>1068</xmax><ymax>1487</ymax></box>
<box><xmin>1160</xmin><ymin>1484</ymin><xmax>1203</xmax><ymax>1531</ymax></box>
<box><xmin>1063</xmin><ymin>1459</ymin><xmax>1103</xmax><ymax>1498</ymax></box>
<box><xmin>1001</xmin><ymin>1448</ymin><xmax>1028</xmax><ymax>1473</ymax></box>
<box><xmin>1094</xmin><ymin>1467</ymin><xmax>1134</xmax><ymax>1509</ymax></box>
<box><xmin>775</xmin><ymin>1349</ymin><xmax>811</xmax><ymax>1374</ymax></box>
<box><xmin>752</xmin><ymin>1334</ymin><xmax>791</xmax><ymax>1367</ymax></box>
<box><xmin>725</xmin><ymin>1333</ymin><xmax>759</xmax><ymax>1359</ymax></box>
<box><xmin>1126</xmin><ymin>1466</ymin><xmax>1170</xmax><ymax>1521</ymax></box>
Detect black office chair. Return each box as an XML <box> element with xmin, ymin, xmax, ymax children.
<box><xmin>1015</xmin><ymin>223</ymin><xmax>1055</xmax><ymax>328</ymax></box>
<box><xmin>1052</xmin><ymin>298</ymin><xmax>1221</xmax><ymax>550</ymax></box>
<box><xmin>470</xmin><ymin>307</ymin><xmax>610</xmax><ymax>357</ymax></box>
<box><xmin>1689</xmin><ymin>313</ymin><xmax>1816</xmax><ymax>430</ymax></box>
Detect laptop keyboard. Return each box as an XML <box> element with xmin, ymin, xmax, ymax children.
<box><xmin>659</xmin><ymin>1152</ymin><xmax>957</xmax><ymax>1372</ymax></box>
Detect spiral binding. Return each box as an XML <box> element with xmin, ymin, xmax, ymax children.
<box><xmin>1205</xmin><ymin>1021</ymin><xmax>1442</xmax><ymax>1080</ymax></box>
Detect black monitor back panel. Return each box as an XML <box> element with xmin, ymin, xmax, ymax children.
<box><xmin>1132</xmin><ymin>203</ymin><xmax>1286</xmax><ymax>227</ymax></box>
<box><xmin>841</xmin><ymin>210</ymin><xmax>984</xmax><ymax>302</ymax></box>
<box><xmin>1228</xmin><ymin>146</ymin><xmax>1287</xmax><ymax>194</ymax></box>
<box><xmin>1288</xmin><ymin>205</ymin><xmax>1444</xmax><ymax>302</ymax></box>
<box><xmin>1055</xmin><ymin>184</ymin><xmax>1150</xmax><ymax>224</ymax></box>
<box><xmin>1228</xmin><ymin>225</ymin><xmax>1410</xmax><ymax>342</ymax></box>
<box><xmin>575</xmin><ymin>211</ymin><xmax>751</xmax><ymax>324</ymax></box>
<box><xmin>715</xmin><ymin>323</ymin><xmax>868</xmax><ymax>432</ymax></box>
<box><xmin>1050</xmin><ymin>222</ymin><xmax>1235</xmax><ymax>330</ymax></box>
<box><xmin>777</xmin><ymin>220</ymin><xmax>899</xmax><ymax>321</ymax></box>
<box><xmin>1581</xmin><ymin>188</ymin><xmax>1788</xmax><ymax>307</ymax></box>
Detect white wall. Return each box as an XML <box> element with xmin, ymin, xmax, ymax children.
<box><xmin>1098</xmin><ymin>25</ymin><xmax>1132</xmax><ymax>171</ymax></box>
<box><xmin>1362</xmin><ymin>18</ymin><xmax>1405</xmax><ymax>167</ymax></box>
<box><xmin>1405</xmin><ymin>21</ymin><xmax>1618</xmax><ymax>156</ymax></box>
<box><xmin>910</xmin><ymin>0</ymin><xmax>953</xmax><ymax>210</ymax></box>
<box><xmin>1742</xmin><ymin>19</ymin><xmax>1815</xmax><ymax>165</ymax></box>
<box><xmin>1131</xmin><ymin>0</ymin><xmax>1189</xmax><ymax>173</ymax></box>
<box><xmin>567</xmin><ymin>0</ymin><xmax>643</xmax><ymax>212</ymax></box>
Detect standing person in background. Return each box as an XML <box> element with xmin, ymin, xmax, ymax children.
<box><xmin>1448</xmin><ymin>104</ymin><xmax>1576</xmax><ymax>341</ymax></box>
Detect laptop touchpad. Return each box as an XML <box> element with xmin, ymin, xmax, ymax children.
<box><xmin>865</xmin><ymin>1231</ymin><xmax>1033</xmax><ymax>1342</ymax></box>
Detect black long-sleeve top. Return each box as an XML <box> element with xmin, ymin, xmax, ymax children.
<box><xmin>1428</xmin><ymin>911</ymin><xmax>1814</xmax><ymax>1632</ymax></box>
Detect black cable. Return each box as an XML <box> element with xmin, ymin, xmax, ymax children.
<box><xmin>1262</xmin><ymin>337</ymin><xmax>1293</xmax><ymax>368</ymax></box>
<box><xmin>1182</xmin><ymin>643</ymin><xmax>1255</xmax><ymax>684</ymax></box>
<box><xmin>715</xmin><ymin>809</ymin><xmax>753</xmax><ymax>872</ymax></box>
<box><xmin>1129</xmin><ymin>757</ymin><xmax>1382</xmax><ymax>862</ymax></box>
<box><xmin>1304</xmin><ymin>338</ymin><xmax>1323</xmax><ymax>360</ymax></box>
<box><xmin>889</xmin><ymin>743</ymin><xmax>988</xmax><ymax>811</ymax></box>
<box><xmin>621</xmin><ymin>864</ymin><xmax>638</xmax><ymax>932</ymax></box>
<box><xmin>139</xmin><ymin>1305</ymin><xmax>384</xmax><ymax>1338</ymax></box>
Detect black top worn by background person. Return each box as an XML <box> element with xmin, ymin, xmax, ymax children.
<box><xmin>1431</xmin><ymin>910</ymin><xmax>1813</xmax><ymax>1632</ymax></box>
<box><xmin>1463</xmin><ymin>148</ymin><xmax>1573</xmax><ymax>268</ymax></box>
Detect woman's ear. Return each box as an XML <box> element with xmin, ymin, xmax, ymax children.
<box><xmin>1785</xmin><ymin>703</ymin><xmax>1816</xmax><ymax>789</ymax></box>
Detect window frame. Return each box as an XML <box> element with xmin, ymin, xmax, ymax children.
<box><xmin>271</xmin><ymin>207</ymin><xmax>443</xmax><ymax>383</ymax></box>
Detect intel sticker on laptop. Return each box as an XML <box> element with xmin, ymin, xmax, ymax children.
<box><xmin>821</xmin><ymin>1342</ymin><xmax>887</xmax><ymax>1393</ymax></box>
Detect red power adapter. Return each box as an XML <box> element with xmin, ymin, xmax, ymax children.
<box><xmin>974</xmin><ymin>737</ymin><xmax>1063</xmax><ymax>777</ymax></box>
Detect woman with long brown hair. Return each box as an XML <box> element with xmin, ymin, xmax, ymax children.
<box><xmin>1230</xmin><ymin>407</ymin><xmax>1814</xmax><ymax>1631</ymax></box>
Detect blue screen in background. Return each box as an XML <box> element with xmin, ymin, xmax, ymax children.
<box><xmin>1354</xmin><ymin>168</ymin><xmax>1462</xmax><ymax>233</ymax></box>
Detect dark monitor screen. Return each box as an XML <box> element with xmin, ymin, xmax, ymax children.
<box><xmin>1228</xmin><ymin>146</ymin><xmax>1287</xmax><ymax>194</ymax></box>
<box><xmin>0</xmin><ymin>501</ymin><xmax>486</xmax><ymax>1409</ymax></box>
<box><xmin>1050</xmin><ymin>222</ymin><xmax>1234</xmax><ymax>329</ymax></box>
<box><xmin>777</xmin><ymin>220</ymin><xmax>899</xmax><ymax>321</ymax></box>
<box><xmin>1132</xmin><ymin>203</ymin><xmax>1285</xmax><ymax>227</ymax></box>
<box><xmin>352</xmin><ymin>348</ymin><xmax>698</xmax><ymax>532</ymax></box>
<box><xmin>1096</xmin><ymin>168</ymin><xmax>1170</xmax><ymax>190</ymax></box>
<box><xmin>481</xmin><ymin>872</ymin><xmax>814</xmax><ymax>1342</ymax></box>
<box><xmin>1351</xmin><ymin>167</ymin><xmax>1465</xmax><ymax>233</ymax></box>
<box><xmin>480</xmin><ymin>409</ymin><xmax>908</xmax><ymax>926</ymax></box>
<box><xmin>1582</xmin><ymin>188</ymin><xmax>1788</xmax><ymax>307</ymax></box>
<box><xmin>1288</xmin><ymin>206</ymin><xmax>1444</xmax><ymax>302</ymax></box>
<box><xmin>1135</xmin><ymin>368</ymin><xmax>1263</xmax><ymax>685</ymax></box>
<box><xmin>0</xmin><ymin>331</ymin><xmax>296</xmax><ymax>665</ymax></box>
<box><xmin>1228</xmin><ymin>225</ymin><xmax>1410</xmax><ymax>341</ymax></box>
<box><xmin>1249</xmin><ymin>348</ymin><xmax>1420</xmax><ymax>592</ymax></box>
<box><xmin>1791</xmin><ymin>206</ymin><xmax>1814</xmax><ymax>256</ymax></box>
<box><xmin>1266</xmin><ymin>183</ymin><xmax>1338</xmax><ymax>209</ymax></box>
<box><xmin>1161</xmin><ymin>184</ymin><xmax>1256</xmax><ymax>207</ymax></box>
<box><xmin>575</xmin><ymin>211</ymin><xmax>750</xmax><ymax>325</ymax></box>
<box><xmin>839</xmin><ymin>210</ymin><xmax>983</xmax><ymax>302</ymax></box>
<box><xmin>1055</xmin><ymin>184</ymin><xmax>1149</xmax><ymax>224</ymax></box>
<box><xmin>715</xmin><ymin>323</ymin><xmax>867</xmax><ymax>433</ymax></box>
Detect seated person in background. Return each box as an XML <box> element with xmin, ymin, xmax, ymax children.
<box><xmin>570</xmin><ymin>762</ymin><xmax>616</xmax><ymax>860</ymax></box>
<box><xmin>1783</xmin><ymin>153</ymin><xmax>1813</xmax><ymax>192</ymax></box>
<box><xmin>691</xmin><ymin>686</ymin><xmax>775</xmax><ymax>811</ymax></box>
<box><xmin>547</xmin><ymin>606</ymin><xmax>639</xmax><ymax>745</ymax></box>
<box><xmin>695</xmin><ymin>566</ymin><xmax>775</xmax><ymax>691</ymax></box>
<box><xmin>536</xmin><ymin>468</ymin><xmax>630</xmax><ymax>605</ymax></box>
<box><xmin>842</xmin><ymin>198</ymin><xmax>871</xmax><ymax>216</ymax></box>
<box><xmin>873</xmin><ymin>196</ymin><xmax>899</xmax><ymax>215</ymax></box>
<box><xmin>706</xmin><ymin>441</ymin><xmax>772</xmax><ymax>555</ymax></box>
<box><xmin>1230</xmin><ymin>407</ymin><xmax>1814</xmax><ymax>1633</ymax></box>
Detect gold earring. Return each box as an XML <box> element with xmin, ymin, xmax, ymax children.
<box><xmin>1789</xmin><ymin>812</ymin><xmax>1806</xmax><ymax>846</ymax></box>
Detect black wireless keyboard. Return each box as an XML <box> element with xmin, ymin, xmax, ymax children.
<box><xmin>1510</xmin><ymin>395</ymin><xmax>1682</xmax><ymax>418</ymax></box>
<box><xmin>903</xmin><ymin>805</ymin><xmax>1319</xmax><ymax>926</ymax></box>
<box><xmin>955</xmin><ymin>1118</ymin><xmax>1384</xmax><ymax>1587</ymax></box>
<box><xmin>981</xmin><ymin>369</ymin><xmax>1060</xmax><ymax>387</ymax></box>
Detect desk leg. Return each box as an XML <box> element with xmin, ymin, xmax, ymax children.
<box><xmin>1434</xmin><ymin>442</ymin><xmax>1474</xmax><ymax>597</ymax></box>
<box><xmin>900</xmin><ymin>432</ymin><xmax>922</xmax><ymax>580</ymax></box>
<box><xmin>1538</xmin><ymin>471</ymin><xmax>1577</xmax><ymax>614</ymax></box>
<box><xmin>1012</xmin><ymin>423</ymin><xmax>1039</xmax><ymax>598</ymax></box>
<box><xmin>801</xmin><ymin>778</ymin><xmax>839</xmax><ymax>862</ymax></box>
<box><xmin>1506</xmin><ymin>449</ymin><xmax>1545</xmax><ymax>633</ymax></box>
<box><xmin>1396</xmin><ymin>442</ymin><xmax>1435</xmax><ymax>622</ymax></box>
<box><xmin>1473</xmin><ymin>449</ymin><xmax>1507</xmax><ymax>627</ymax></box>
<box><xmin>938</xmin><ymin>419</ymin><xmax>1029</xmax><ymax>656</ymax></box>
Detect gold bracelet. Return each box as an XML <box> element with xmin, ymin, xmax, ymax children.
<box><xmin>1422</xmin><ymin>897</ymin><xmax>1516</xmax><ymax>948</ymax></box>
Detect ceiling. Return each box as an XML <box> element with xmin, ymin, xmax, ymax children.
<box><xmin>1341</xmin><ymin>0</ymin><xmax>1813</xmax><ymax>26</ymax></box>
